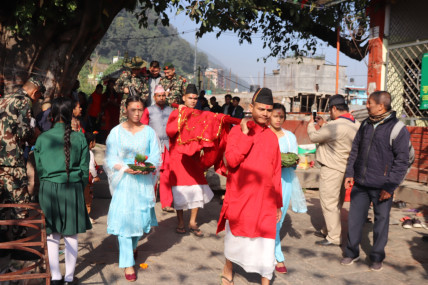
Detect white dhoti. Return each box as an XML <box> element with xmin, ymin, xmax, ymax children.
<box><xmin>224</xmin><ymin>220</ymin><xmax>276</xmax><ymax>280</ymax></box>
<box><xmin>172</xmin><ymin>184</ymin><xmax>214</xmax><ymax>210</ymax></box>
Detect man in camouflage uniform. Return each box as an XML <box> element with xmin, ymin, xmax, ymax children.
<box><xmin>0</xmin><ymin>77</ymin><xmax>45</xmax><ymax>247</ymax></box>
<box><xmin>0</xmin><ymin>77</ymin><xmax>45</xmax><ymax>204</ymax></box>
<box><xmin>160</xmin><ymin>63</ymin><xmax>188</xmax><ymax>105</ymax></box>
<box><xmin>115</xmin><ymin>56</ymin><xmax>148</xmax><ymax>123</ymax></box>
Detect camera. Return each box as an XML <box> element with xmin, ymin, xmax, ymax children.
<box><xmin>312</xmin><ymin>110</ymin><xmax>317</xmax><ymax>121</ymax></box>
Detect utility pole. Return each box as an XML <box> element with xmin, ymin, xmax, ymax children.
<box><xmin>202</xmin><ymin>70</ymin><xmax>205</xmax><ymax>90</ymax></box>
<box><xmin>194</xmin><ymin>34</ymin><xmax>198</xmax><ymax>83</ymax></box>
<box><xmin>336</xmin><ymin>27</ymin><xmax>340</xmax><ymax>94</ymax></box>
<box><xmin>228</xmin><ymin>68</ymin><xmax>231</xmax><ymax>91</ymax></box>
<box><xmin>198</xmin><ymin>66</ymin><xmax>201</xmax><ymax>92</ymax></box>
<box><xmin>223</xmin><ymin>72</ymin><xmax>225</xmax><ymax>92</ymax></box>
<box><xmin>263</xmin><ymin>67</ymin><xmax>266</xmax><ymax>87</ymax></box>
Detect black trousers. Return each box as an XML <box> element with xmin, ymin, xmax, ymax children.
<box><xmin>344</xmin><ymin>183</ymin><xmax>393</xmax><ymax>262</ymax></box>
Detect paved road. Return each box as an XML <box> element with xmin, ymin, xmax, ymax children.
<box><xmin>65</xmin><ymin>173</ymin><xmax>428</xmax><ymax>285</ymax></box>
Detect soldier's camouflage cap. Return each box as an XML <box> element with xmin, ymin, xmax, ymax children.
<box><xmin>28</xmin><ymin>77</ymin><xmax>46</xmax><ymax>95</ymax></box>
<box><xmin>163</xmin><ymin>63</ymin><xmax>175</xmax><ymax>70</ymax></box>
<box><xmin>123</xmin><ymin>56</ymin><xmax>147</xmax><ymax>69</ymax></box>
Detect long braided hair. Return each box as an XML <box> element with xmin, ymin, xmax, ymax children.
<box><xmin>51</xmin><ymin>97</ymin><xmax>73</xmax><ymax>182</ymax></box>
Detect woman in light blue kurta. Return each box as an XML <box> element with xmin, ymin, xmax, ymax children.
<box><xmin>270</xmin><ymin>103</ymin><xmax>307</xmax><ymax>274</ymax></box>
<box><xmin>104</xmin><ymin>96</ymin><xmax>161</xmax><ymax>281</ymax></box>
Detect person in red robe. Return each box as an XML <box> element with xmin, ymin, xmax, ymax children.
<box><xmin>166</xmin><ymin>84</ymin><xmax>214</xmax><ymax>237</ymax></box>
<box><xmin>217</xmin><ymin>87</ymin><xmax>282</xmax><ymax>285</ymax></box>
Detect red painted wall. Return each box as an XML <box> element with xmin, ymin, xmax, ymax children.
<box><xmin>282</xmin><ymin>120</ymin><xmax>314</xmax><ymax>145</ymax></box>
<box><xmin>283</xmin><ymin>120</ymin><xmax>428</xmax><ymax>183</ymax></box>
<box><xmin>407</xmin><ymin>126</ymin><xmax>428</xmax><ymax>183</ymax></box>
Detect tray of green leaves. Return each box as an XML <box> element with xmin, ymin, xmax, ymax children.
<box><xmin>127</xmin><ymin>153</ymin><xmax>156</xmax><ymax>172</ymax></box>
<box><xmin>281</xmin><ymin>152</ymin><xmax>300</xmax><ymax>168</ymax></box>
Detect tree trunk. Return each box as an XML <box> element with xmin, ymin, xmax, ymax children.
<box><xmin>0</xmin><ymin>1</ymin><xmax>130</xmax><ymax>98</ymax></box>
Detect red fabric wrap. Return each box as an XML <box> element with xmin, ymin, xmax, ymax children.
<box><xmin>169</xmin><ymin>105</ymin><xmax>240</xmax><ymax>170</ymax></box>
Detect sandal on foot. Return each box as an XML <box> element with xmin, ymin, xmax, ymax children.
<box><xmin>124</xmin><ymin>270</ymin><xmax>136</xmax><ymax>282</ymax></box>
<box><xmin>176</xmin><ymin>227</ymin><xmax>186</xmax><ymax>234</ymax></box>
<box><xmin>275</xmin><ymin>264</ymin><xmax>288</xmax><ymax>274</ymax></box>
<box><xmin>220</xmin><ymin>275</ymin><xmax>234</xmax><ymax>285</ymax></box>
<box><xmin>189</xmin><ymin>227</ymin><xmax>204</xmax><ymax>237</ymax></box>
<box><xmin>162</xmin><ymin>207</ymin><xmax>175</xmax><ymax>212</ymax></box>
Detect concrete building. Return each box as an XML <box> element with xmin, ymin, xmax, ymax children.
<box><xmin>264</xmin><ymin>56</ymin><xmax>347</xmax><ymax>112</ymax></box>
<box><xmin>346</xmin><ymin>86</ymin><xmax>368</xmax><ymax>106</ymax></box>
<box><xmin>204</xmin><ymin>68</ymin><xmax>224</xmax><ymax>89</ymax></box>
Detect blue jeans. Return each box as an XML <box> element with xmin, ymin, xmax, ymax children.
<box><xmin>118</xmin><ymin>235</ymin><xmax>141</xmax><ymax>268</ymax></box>
<box><xmin>275</xmin><ymin>187</ymin><xmax>292</xmax><ymax>263</ymax></box>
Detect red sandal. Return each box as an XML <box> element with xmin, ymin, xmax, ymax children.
<box><xmin>125</xmin><ymin>270</ymin><xmax>136</xmax><ymax>282</ymax></box>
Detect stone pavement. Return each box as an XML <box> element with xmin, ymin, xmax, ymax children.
<box><xmin>63</xmin><ymin>171</ymin><xmax>428</xmax><ymax>285</ymax></box>
<box><xmin>48</xmin><ymin>144</ymin><xmax>428</xmax><ymax>284</ymax></box>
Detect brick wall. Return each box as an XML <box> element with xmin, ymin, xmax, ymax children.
<box><xmin>407</xmin><ymin>126</ymin><xmax>428</xmax><ymax>183</ymax></box>
<box><xmin>283</xmin><ymin>120</ymin><xmax>428</xmax><ymax>184</ymax></box>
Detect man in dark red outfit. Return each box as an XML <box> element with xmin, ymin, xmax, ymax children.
<box><xmin>166</xmin><ymin>84</ymin><xmax>214</xmax><ymax>237</ymax></box>
<box><xmin>217</xmin><ymin>88</ymin><xmax>282</xmax><ymax>285</ymax></box>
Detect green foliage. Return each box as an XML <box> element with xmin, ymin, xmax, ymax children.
<box><xmin>7</xmin><ymin>0</ymin><xmax>79</xmax><ymax>36</ymax></box>
<box><xmin>103</xmin><ymin>60</ymin><xmax>124</xmax><ymax>78</ymax></box>
<box><xmin>78</xmin><ymin>61</ymin><xmax>97</xmax><ymax>95</ymax></box>
<box><xmin>98</xmin><ymin>57</ymin><xmax>112</xmax><ymax>65</ymax></box>
<box><xmin>134</xmin><ymin>0</ymin><xmax>370</xmax><ymax>61</ymax></box>
<box><xmin>3</xmin><ymin>0</ymin><xmax>370</xmax><ymax>82</ymax></box>
<box><xmin>1</xmin><ymin>0</ymin><xmax>370</xmax><ymax>100</ymax></box>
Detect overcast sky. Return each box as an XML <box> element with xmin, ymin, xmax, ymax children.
<box><xmin>168</xmin><ymin>11</ymin><xmax>368</xmax><ymax>88</ymax></box>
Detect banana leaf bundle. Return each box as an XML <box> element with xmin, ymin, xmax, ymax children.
<box><xmin>281</xmin><ymin>152</ymin><xmax>299</xmax><ymax>168</ymax></box>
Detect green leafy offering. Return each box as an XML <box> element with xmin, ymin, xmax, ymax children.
<box><xmin>135</xmin><ymin>154</ymin><xmax>148</xmax><ymax>163</ymax></box>
<box><xmin>127</xmin><ymin>162</ymin><xmax>156</xmax><ymax>172</ymax></box>
<box><xmin>281</xmin><ymin>152</ymin><xmax>299</xmax><ymax>168</ymax></box>
<box><xmin>128</xmin><ymin>153</ymin><xmax>156</xmax><ymax>172</ymax></box>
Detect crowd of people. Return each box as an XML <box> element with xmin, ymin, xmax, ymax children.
<box><xmin>0</xmin><ymin>56</ymin><xmax>411</xmax><ymax>284</ymax></box>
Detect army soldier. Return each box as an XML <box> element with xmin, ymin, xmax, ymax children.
<box><xmin>115</xmin><ymin>56</ymin><xmax>148</xmax><ymax>123</ymax></box>
<box><xmin>0</xmin><ymin>77</ymin><xmax>45</xmax><ymax>217</ymax></box>
<box><xmin>160</xmin><ymin>63</ymin><xmax>187</xmax><ymax>105</ymax></box>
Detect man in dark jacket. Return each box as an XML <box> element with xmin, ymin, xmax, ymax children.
<box><xmin>221</xmin><ymin>94</ymin><xmax>232</xmax><ymax>114</ymax></box>
<box><xmin>230</xmin><ymin>96</ymin><xmax>245</xmax><ymax>119</ymax></box>
<box><xmin>341</xmin><ymin>91</ymin><xmax>410</xmax><ymax>271</ymax></box>
<box><xmin>209</xmin><ymin>96</ymin><xmax>222</xmax><ymax>113</ymax></box>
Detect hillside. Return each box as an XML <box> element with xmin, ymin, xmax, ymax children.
<box><xmin>93</xmin><ymin>10</ymin><xmax>208</xmax><ymax>76</ymax></box>
<box><xmin>79</xmin><ymin>10</ymin><xmax>250</xmax><ymax>94</ymax></box>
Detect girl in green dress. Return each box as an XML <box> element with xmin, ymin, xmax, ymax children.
<box><xmin>35</xmin><ymin>97</ymin><xmax>92</xmax><ymax>285</ymax></box>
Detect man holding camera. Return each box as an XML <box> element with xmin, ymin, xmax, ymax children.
<box><xmin>307</xmin><ymin>94</ymin><xmax>360</xmax><ymax>246</ymax></box>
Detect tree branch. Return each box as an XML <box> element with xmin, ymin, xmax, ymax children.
<box><xmin>297</xmin><ymin>22</ymin><xmax>368</xmax><ymax>61</ymax></box>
